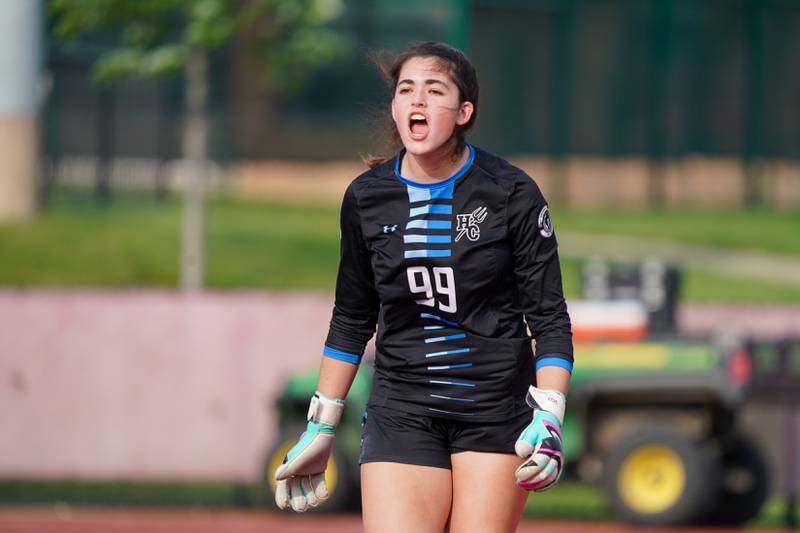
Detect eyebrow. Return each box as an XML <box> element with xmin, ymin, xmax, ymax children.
<box><xmin>397</xmin><ymin>79</ymin><xmax>449</xmax><ymax>88</ymax></box>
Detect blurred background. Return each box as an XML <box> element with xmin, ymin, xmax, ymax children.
<box><xmin>1</xmin><ymin>0</ymin><xmax>799</xmax><ymax>530</ymax></box>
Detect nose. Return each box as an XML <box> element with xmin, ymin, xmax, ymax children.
<box><xmin>412</xmin><ymin>89</ymin><xmax>426</xmax><ymax>107</ymax></box>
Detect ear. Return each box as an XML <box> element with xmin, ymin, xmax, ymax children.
<box><xmin>456</xmin><ymin>101</ymin><xmax>474</xmax><ymax>126</ymax></box>
<box><xmin>391</xmin><ymin>98</ymin><xmax>398</xmax><ymax>124</ymax></box>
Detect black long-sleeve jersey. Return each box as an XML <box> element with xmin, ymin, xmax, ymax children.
<box><xmin>323</xmin><ymin>145</ymin><xmax>573</xmax><ymax>421</ymax></box>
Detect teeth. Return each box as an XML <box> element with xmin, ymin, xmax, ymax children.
<box><xmin>410</xmin><ymin>113</ymin><xmax>426</xmax><ymax>121</ymax></box>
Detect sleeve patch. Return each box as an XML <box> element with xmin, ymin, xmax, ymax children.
<box><xmin>538</xmin><ymin>205</ymin><xmax>554</xmax><ymax>238</ymax></box>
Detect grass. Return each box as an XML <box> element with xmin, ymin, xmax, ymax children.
<box><xmin>554</xmin><ymin>208</ymin><xmax>800</xmax><ymax>256</ymax></box>
<box><xmin>682</xmin><ymin>269</ymin><xmax>800</xmax><ymax>303</ymax></box>
<box><xmin>0</xmin><ymin>193</ymin><xmax>798</xmax><ymax>303</ymax></box>
<box><xmin>0</xmin><ymin>196</ymin><xmax>181</xmax><ymax>287</ymax></box>
<box><xmin>0</xmin><ymin>481</ymin><xmax>259</xmax><ymax>508</ymax></box>
<box><xmin>0</xmin><ymin>480</ymin><xmax>790</xmax><ymax>528</ymax></box>
<box><xmin>206</xmin><ymin>197</ymin><xmax>339</xmax><ymax>291</ymax></box>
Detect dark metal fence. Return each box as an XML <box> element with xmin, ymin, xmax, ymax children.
<box><xmin>42</xmin><ymin>0</ymin><xmax>800</xmax><ymax>201</ymax></box>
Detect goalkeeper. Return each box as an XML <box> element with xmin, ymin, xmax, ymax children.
<box><xmin>274</xmin><ymin>41</ymin><xmax>573</xmax><ymax>533</ymax></box>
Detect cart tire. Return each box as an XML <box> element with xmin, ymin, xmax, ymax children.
<box><xmin>704</xmin><ymin>433</ymin><xmax>770</xmax><ymax>525</ymax></box>
<box><xmin>606</xmin><ymin>425</ymin><xmax>722</xmax><ymax>526</ymax></box>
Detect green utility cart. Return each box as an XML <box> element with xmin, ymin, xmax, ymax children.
<box><xmin>263</xmin><ymin>335</ymin><xmax>772</xmax><ymax>526</ymax></box>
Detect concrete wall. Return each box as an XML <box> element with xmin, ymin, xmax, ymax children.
<box><xmin>2</xmin><ymin>291</ymin><xmax>798</xmax><ymax>488</ymax></box>
<box><xmin>0</xmin><ymin>290</ymin><xmax>333</xmax><ymax>482</ymax></box>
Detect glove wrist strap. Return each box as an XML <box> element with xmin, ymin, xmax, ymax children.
<box><xmin>526</xmin><ymin>385</ymin><xmax>566</xmax><ymax>425</ymax></box>
<box><xmin>308</xmin><ymin>391</ymin><xmax>345</xmax><ymax>428</ymax></box>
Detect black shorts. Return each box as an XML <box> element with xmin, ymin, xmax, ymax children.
<box><xmin>358</xmin><ymin>404</ymin><xmax>531</xmax><ymax>469</ymax></box>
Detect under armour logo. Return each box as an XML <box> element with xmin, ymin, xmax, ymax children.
<box><xmin>455</xmin><ymin>206</ymin><xmax>488</xmax><ymax>242</ymax></box>
<box><xmin>383</xmin><ymin>224</ymin><xmax>398</xmax><ymax>234</ymax></box>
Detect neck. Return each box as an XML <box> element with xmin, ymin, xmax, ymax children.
<box><xmin>403</xmin><ymin>143</ymin><xmax>468</xmax><ymax>184</ymax></box>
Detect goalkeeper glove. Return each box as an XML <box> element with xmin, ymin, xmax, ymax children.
<box><xmin>514</xmin><ymin>385</ymin><xmax>566</xmax><ymax>492</ymax></box>
<box><xmin>274</xmin><ymin>391</ymin><xmax>345</xmax><ymax>512</ymax></box>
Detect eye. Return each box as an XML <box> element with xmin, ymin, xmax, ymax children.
<box><xmin>397</xmin><ymin>87</ymin><xmax>411</xmax><ymax>95</ymax></box>
<box><xmin>429</xmin><ymin>89</ymin><xmax>444</xmax><ymax>95</ymax></box>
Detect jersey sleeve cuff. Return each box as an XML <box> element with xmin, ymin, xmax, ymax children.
<box><xmin>535</xmin><ymin>356</ymin><xmax>573</xmax><ymax>374</ymax></box>
<box><xmin>322</xmin><ymin>345</ymin><xmax>362</xmax><ymax>365</ymax></box>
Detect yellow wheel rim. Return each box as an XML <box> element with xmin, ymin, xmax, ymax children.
<box><xmin>266</xmin><ymin>438</ymin><xmax>338</xmax><ymax>495</ymax></box>
<box><xmin>618</xmin><ymin>444</ymin><xmax>686</xmax><ymax>514</ymax></box>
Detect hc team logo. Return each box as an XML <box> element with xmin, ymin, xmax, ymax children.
<box><xmin>538</xmin><ymin>205</ymin><xmax>554</xmax><ymax>238</ymax></box>
<box><xmin>455</xmin><ymin>206</ymin><xmax>488</xmax><ymax>242</ymax></box>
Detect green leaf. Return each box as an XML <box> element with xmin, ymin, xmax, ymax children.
<box><xmin>308</xmin><ymin>0</ymin><xmax>345</xmax><ymax>24</ymax></box>
<box><xmin>122</xmin><ymin>22</ymin><xmax>164</xmax><ymax>46</ymax></box>
<box><xmin>141</xmin><ymin>45</ymin><xmax>187</xmax><ymax>77</ymax></box>
<box><xmin>92</xmin><ymin>48</ymin><xmax>146</xmax><ymax>82</ymax></box>
<box><xmin>50</xmin><ymin>0</ymin><xmax>353</xmax><ymax>89</ymax></box>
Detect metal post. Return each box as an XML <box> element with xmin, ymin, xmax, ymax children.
<box><xmin>778</xmin><ymin>339</ymin><xmax>798</xmax><ymax>529</ymax></box>
<box><xmin>787</xmin><ymin>405</ymin><xmax>797</xmax><ymax>528</ymax></box>
<box><xmin>154</xmin><ymin>81</ymin><xmax>169</xmax><ymax>201</ymax></box>
<box><xmin>646</xmin><ymin>0</ymin><xmax>672</xmax><ymax>209</ymax></box>
<box><xmin>549</xmin><ymin>0</ymin><xmax>575</xmax><ymax>207</ymax></box>
<box><xmin>95</xmin><ymin>86</ymin><xmax>114</xmax><ymax>205</ymax></box>
<box><xmin>744</xmin><ymin>0</ymin><xmax>765</xmax><ymax>209</ymax></box>
<box><xmin>446</xmin><ymin>0</ymin><xmax>473</xmax><ymax>54</ymax></box>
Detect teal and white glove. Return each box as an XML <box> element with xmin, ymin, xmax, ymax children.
<box><xmin>514</xmin><ymin>386</ymin><xmax>566</xmax><ymax>492</ymax></box>
<box><xmin>274</xmin><ymin>391</ymin><xmax>345</xmax><ymax>512</ymax></box>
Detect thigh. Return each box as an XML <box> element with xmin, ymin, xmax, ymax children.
<box><xmin>449</xmin><ymin>452</ymin><xmax>529</xmax><ymax>533</ymax></box>
<box><xmin>361</xmin><ymin>462</ymin><xmax>452</xmax><ymax>533</ymax></box>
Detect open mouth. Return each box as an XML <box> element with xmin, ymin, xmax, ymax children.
<box><xmin>409</xmin><ymin>113</ymin><xmax>429</xmax><ymax>138</ymax></box>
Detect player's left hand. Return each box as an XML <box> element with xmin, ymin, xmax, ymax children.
<box><xmin>514</xmin><ymin>386</ymin><xmax>566</xmax><ymax>492</ymax></box>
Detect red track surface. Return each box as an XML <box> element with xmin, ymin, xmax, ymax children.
<box><xmin>0</xmin><ymin>509</ymin><xmax>786</xmax><ymax>533</ymax></box>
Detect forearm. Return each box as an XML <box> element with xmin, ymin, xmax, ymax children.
<box><xmin>317</xmin><ymin>356</ymin><xmax>360</xmax><ymax>400</ymax></box>
<box><xmin>535</xmin><ymin>364</ymin><xmax>571</xmax><ymax>396</ymax></box>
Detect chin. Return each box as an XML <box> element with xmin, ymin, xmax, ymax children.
<box><xmin>402</xmin><ymin>137</ymin><xmax>450</xmax><ymax>157</ymax></box>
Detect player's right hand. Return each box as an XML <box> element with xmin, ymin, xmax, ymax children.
<box><xmin>274</xmin><ymin>391</ymin><xmax>345</xmax><ymax>512</ymax></box>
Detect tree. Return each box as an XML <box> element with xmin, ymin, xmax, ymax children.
<box><xmin>50</xmin><ymin>0</ymin><xmax>351</xmax><ymax>290</ymax></box>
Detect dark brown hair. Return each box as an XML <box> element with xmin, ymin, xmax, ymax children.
<box><xmin>363</xmin><ymin>41</ymin><xmax>480</xmax><ymax>169</ymax></box>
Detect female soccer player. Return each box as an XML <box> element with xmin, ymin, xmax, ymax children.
<box><xmin>274</xmin><ymin>41</ymin><xmax>573</xmax><ymax>533</ymax></box>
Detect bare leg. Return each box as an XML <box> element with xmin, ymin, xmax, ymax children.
<box><xmin>449</xmin><ymin>452</ymin><xmax>529</xmax><ymax>533</ymax></box>
<box><xmin>361</xmin><ymin>462</ymin><xmax>453</xmax><ymax>533</ymax></box>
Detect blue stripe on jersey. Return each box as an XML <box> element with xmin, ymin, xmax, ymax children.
<box><xmin>427</xmin><ymin>363</ymin><xmax>473</xmax><ymax>370</ymax></box>
<box><xmin>406</xmin><ymin>182</ymin><xmax>455</xmax><ymax>203</ymax></box>
<box><xmin>407</xmin><ymin>187</ymin><xmax>431</xmax><ymax>203</ymax></box>
<box><xmin>395</xmin><ymin>145</ymin><xmax>474</xmax><ymax>189</ymax></box>
<box><xmin>322</xmin><ymin>345</ymin><xmax>361</xmax><ymax>365</ymax></box>
<box><xmin>409</xmin><ymin>204</ymin><xmax>453</xmax><ymax>217</ymax></box>
<box><xmin>426</xmin><ymin>347</ymin><xmax>471</xmax><ymax>358</ymax></box>
<box><xmin>405</xmin><ymin>249</ymin><xmax>452</xmax><ymax>259</ymax></box>
<box><xmin>430</xmin><ymin>394</ymin><xmax>475</xmax><ymax>402</ymax></box>
<box><xmin>403</xmin><ymin>234</ymin><xmax>452</xmax><ymax>244</ymax></box>
<box><xmin>535</xmin><ymin>357</ymin><xmax>574</xmax><ymax>373</ymax></box>
<box><xmin>406</xmin><ymin>220</ymin><xmax>452</xmax><ymax>230</ymax></box>
<box><xmin>424</xmin><ymin>325</ymin><xmax>445</xmax><ymax>330</ymax></box>
<box><xmin>420</xmin><ymin>313</ymin><xmax>459</xmax><ymax>326</ymax></box>
<box><xmin>429</xmin><ymin>380</ymin><xmax>476</xmax><ymax>388</ymax></box>
<box><xmin>430</xmin><ymin>184</ymin><xmax>455</xmax><ymax>200</ymax></box>
<box><xmin>428</xmin><ymin>407</ymin><xmax>474</xmax><ymax>416</ymax></box>
<box><xmin>425</xmin><ymin>333</ymin><xmax>467</xmax><ymax>343</ymax></box>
